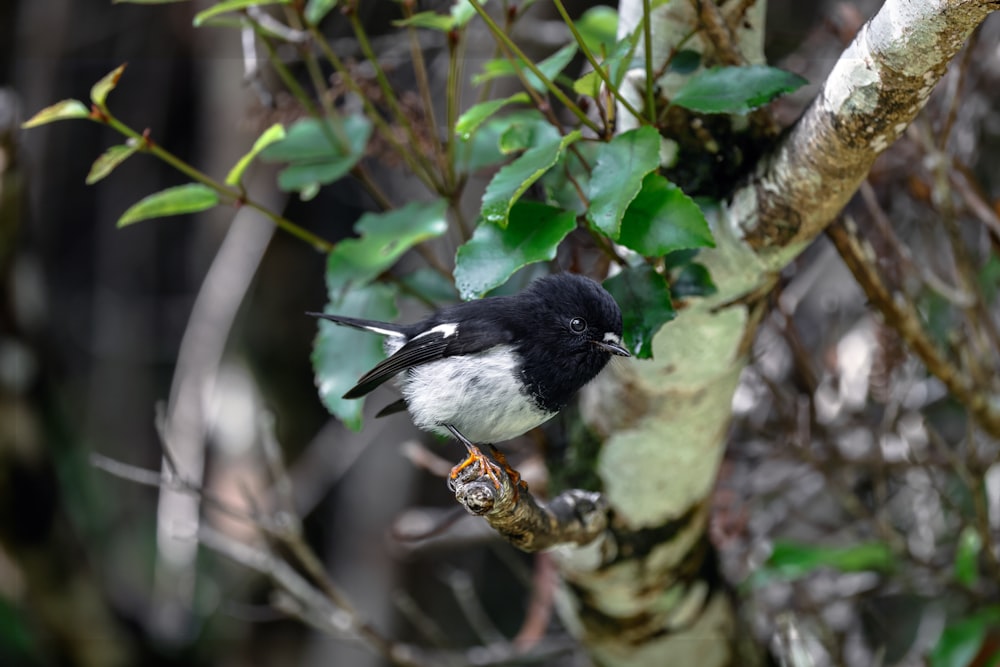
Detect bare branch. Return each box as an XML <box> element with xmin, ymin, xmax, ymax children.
<box><xmin>826</xmin><ymin>216</ymin><xmax>1000</xmax><ymax>437</ymax></box>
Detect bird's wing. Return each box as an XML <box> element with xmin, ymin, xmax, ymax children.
<box><xmin>342</xmin><ymin>331</ymin><xmax>453</xmax><ymax>398</ymax></box>
<box><xmin>342</xmin><ymin>322</ymin><xmax>513</xmax><ymax>399</ymax></box>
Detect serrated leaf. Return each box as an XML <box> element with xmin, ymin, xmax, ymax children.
<box><xmin>21</xmin><ymin>100</ymin><xmax>90</xmax><ymax>128</ymax></box>
<box><xmin>90</xmin><ymin>64</ymin><xmax>127</xmax><ymax>108</ymax></box>
<box><xmin>225</xmin><ymin>123</ymin><xmax>286</xmax><ymax>186</ymax></box>
<box><xmin>480</xmin><ymin>130</ymin><xmax>581</xmax><ymax>227</ymax></box>
<box><xmin>930</xmin><ymin>608</ymin><xmax>1000</xmax><ymax>667</ymax></box>
<box><xmin>617</xmin><ymin>173</ymin><xmax>714</xmax><ymax>255</ymax></box>
<box><xmin>193</xmin><ymin>0</ymin><xmax>290</xmax><ymax>26</ymax></box>
<box><xmin>455</xmin><ymin>93</ymin><xmax>530</xmax><ymax>140</ymax></box>
<box><xmin>672</xmin><ymin>65</ymin><xmax>807</xmax><ymax>114</ymax></box>
<box><xmin>116</xmin><ymin>183</ymin><xmax>219</xmax><ymax>227</ymax></box>
<box><xmin>454</xmin><ymin>202</ymin><xmax>576</xmax><ymax>300</ymax></box>
<box><xmin>304</xmin><ymin>0</ymin><xmax>338</xmax><ymax>25</ymax></box>
<box><xmin>765</xmin><ymin>540</ymin><xmax>894</xmax><ymax>579</ymax></box>
<box><xmin>671</xmin><ymin>262</ymin><xmax>717</xmax><ymax>298</ymax></box>
<box><xmin>260</xmin><ymin>115</ymin><xmax>371</xmax><ymax>195</ymax></box>
<box><xmin>393</xmin><ymin>11</ymin><xmax>454</xmax><ymax>30</ymax></box>
<box><xmin>326</xmin><ymin>199</ymin><xmax>449</xmax><ymax>293</ymax></box>
<box><xmin>312</xmin><ymin>282</ymin><xmax>398</xmax><ymax>430</ymax></box>
<box><xmin>586</xmin><ymin>126</ymin><xmax>661</xmax><ymax>237</ymax></box>
<box><xmin>86</xmin><ymin>143</ymin><xmax>140</xmax><ymax>185</ymax></box>
<box><xmin>602</xmin><ymin>265</ymin><xmax>675</xmax><ymax>358</ymax></box>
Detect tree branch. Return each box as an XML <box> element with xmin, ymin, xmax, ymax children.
<box><xmin>733</xmin><ymin>0</ymin><xmax>1000</xmax><ymax>259</ymax></box>
<box><xmin>450</xmin><ymin>463</ymin><xmax>610</xmax><ymax>553</ymax></box>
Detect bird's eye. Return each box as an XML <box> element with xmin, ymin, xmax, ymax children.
<box><xmin>570</xmin><ymin>317</ymin><xmax>587</xmax><ymax>333</ymax></box>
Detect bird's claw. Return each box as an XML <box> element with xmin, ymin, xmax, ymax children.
<box><xmin>444</xmin><ymin>425</ymin><xmax>528</xmax><ymax>499</ymax></box>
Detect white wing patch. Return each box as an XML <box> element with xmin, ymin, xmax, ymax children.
<box><xmin>412</xmin><ymin>322</ymin><xmax>458</xmax><ymax>340</ymax></box>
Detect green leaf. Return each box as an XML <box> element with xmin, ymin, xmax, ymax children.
<box><xmin>669</xmin><ymin>50</ymin><xmax>701</xmax><ymax>74</ymax></box>
<box><xmin>21</xmin><ymin>99</ymin><xmax>90</xmax><ymax>128</ymax></box>
<box><xmin>473</xmin><ymin>43</ymin><xmax>578</xmax><ymax>92</ymax></box>
<box><xmin>454</xmin><ymin>110</ymin><xmax>546</xmax><ymax>173</ymax></box>
<box><xmin>399</xmin><ymin>268</ymin><xmax>459</xmax><ymax>304</ymax></box>
<box><xmin>672</xmin><ymin>262</ymin><xmax>717</xmax><ymax>298</ymax></box>
<box><xmin>954</xmin><ymin>526</ymin><xmax>982</xmax><ymax>588</ymax></box>
<box><xmin>617</xmin><ymin>173</ymin><xmax>714</xmax><ymax>255</ymax></box>
<box><xmin>765</xmin><ymin>540</ymin><xmax>894</xmax><ymax>579</ymax></box>
<box><xmin>393</xmin><ymin>11</ymin><xmax>455</xmax><ymax>30</ymax></box>
<box><xmin>480</xmin><ymin>129</ymin><xmax>581</xmax><ymax>227</ymax></box>
<box><xmin>603</xmin><ymin>265</ymin><xmax>675</xmax><ymax>358</ymax></box>
<box><xmin>454</xmin><ymin>202</ymin><xmax>577</xmax><ymax>300</ymax></box>
<box><xmin>304</xmin><ymin>0</ymin><xmax>338</xmax><ymax>25</ymax></box>
<box><xmin>526</xmin><ymin>43</ymin><xmax>578</xmax><ymax>90</ymax></box>
<box><xmin>312</xmin><ymin>282</ymin><xmax>398</xmax><ymax>431</ymax></box>
<box><xmin>572</xmin><ymin>70</ymin><xmax>602</xmax><ymax>98</ymax></box>
<box><xmin>672</xmin><ymin>65</ymin><xmax>807</xmax><ymax>114</ymax></box>
<box><xmin>116</xmin><ymin>184</ymin><xmax>220</xmax><ymax>227</ymax></box>
<box><xmin>225</xmin><ymin>123</ymin><xmax>286</xmax><ymax>186</ymax></box>
<box><xmin>193</xmin><ymin>0</ymin><xmax>290</xmax><ymax>26</ymax></box>
<box><xmin>450</xmin><ymin>0</ymin><xmax>482</xmax><ymax>27</ymax></box>
<box><xmin>930</xmin><ymin>608</ymin><xmax>1000</xmax><ymax>667</ymax></box>
<box><xmin>541</xmin><ymin>140</ymin><xmax>601</xmax><ymax>215</ymax></box>
<box><xmin>455</xmin><ymin>93</ymin><xmax>530</xmax><ymax>140</ymax></box>
<box><xmin>978</xmin><ymin>253</ymin><xmax>1000</xmax><ymax>304</ymax></box>
<box><xmin>574</xmin><ymin>6</ymin><xmax>618</xmax><ymax>54</ymax></box>
<box><xmin>586</xmin><ymin>126</ymin><xmax>661</xmax><ymax>237</ymax></box>
<box><xmin>86</xmin><ymin>142</ymin><xmax>140</xmax><ymax>185</ymax></box>
<box><xmin>326</xmin><ymin>200</ymin><xmax>450</xmax><ymax>293</ymax></box>
<box><xmin>90</xmin><ymin>64</ymin><xmax>127</xmax><ymax>108</ymax></box>
<box><xmin>260</xmin><ymin>115</ymin><xmax>372</xmax><ymax>195</ymax></box>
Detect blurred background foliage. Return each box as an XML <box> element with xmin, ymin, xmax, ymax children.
<box><xmin>2</xmin><ymin>0</ymin><xmax>999</xmax><ymax>666</ymax></box>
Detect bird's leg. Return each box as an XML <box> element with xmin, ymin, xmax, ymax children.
<box><xmin>443</xmin><ymin>424</ymin><xmax>528</xmax><ymax>493</ymax></box>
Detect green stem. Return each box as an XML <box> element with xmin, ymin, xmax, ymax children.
<box><xmin>347</xmin><ymin>10</ymin><xmax>444</xmax><ymax>191</ymax></box>
<box><xmin>103</xmin><ymin>115</ymin><xmax>334</xmax><ymax>252</ymax></box>
<box><xmin>467</xmin><ymin>0</ymin><xmax>602</xmax><ymax>134</ymax></box>
<box><xmin>306</xmin><ymin>25</ymin><xmax>442</xmax><ymax>192</ymax></box>
<box><xmin>550</xmin><ymin>0</ymin><xmax>645</xmax><ymax>125</ymax></box>
<box><xmin>402</xmin><ymin>3</ymin><xmax>449</xmax><ymax>187</ymax></box>
<box><xmin>289</xmin><ymin>15</ymin><xmax>394</xmax><ymax>210</ymax></box>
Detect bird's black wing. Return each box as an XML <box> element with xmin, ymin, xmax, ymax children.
<box><xmin>342</xmin><ymin>320</ymin><xmax>514</xmax><ymax>399</ymax></box>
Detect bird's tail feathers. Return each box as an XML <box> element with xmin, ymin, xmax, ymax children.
<box><xmin>306</xmin><ymin>312</ymin><xmax>405</xmax><ymax>337</ymax></box>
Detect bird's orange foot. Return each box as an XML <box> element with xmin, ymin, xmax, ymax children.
<box><xmin>444</xmin><ymin>425</ymin><xmax>529</xmax><ymax>496</ymax></box>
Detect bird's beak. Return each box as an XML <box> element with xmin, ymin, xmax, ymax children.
<box><xmin>594</xmin><ymin>340</ymin><xmax>631</xmax><ymax>357</ymax></box>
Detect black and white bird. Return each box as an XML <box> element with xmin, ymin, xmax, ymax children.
<box><xmin>309</xmin><ymin>272</ymin><xmax>629</xmax><ymax>486</ymax></box>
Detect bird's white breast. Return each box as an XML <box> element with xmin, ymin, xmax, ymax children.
<box><xmin>392</xmin><ymin>344</ymin><xmax>552</xmax><ymax>443</ymax></box>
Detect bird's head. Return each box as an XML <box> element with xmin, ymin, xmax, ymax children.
<box><xmin>526</xmin><ymin>273</ymin><xmax>630</xmax><ymax>361</ymax></box>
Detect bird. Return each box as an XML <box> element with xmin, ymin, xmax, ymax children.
<box><xmin>308</xmin><ymin>272</ymin><xmax>629</xmax><ymax>490</ymax></box>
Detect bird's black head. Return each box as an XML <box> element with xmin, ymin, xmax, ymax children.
<box><xmin>514</xmin><ymin>273</ymin><xmax>629</xmax><ymax>412</ymax></box>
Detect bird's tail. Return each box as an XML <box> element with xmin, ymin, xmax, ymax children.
<box><xmin>305</xmin><ymin>312</ymin><xmax>406</xmax><ymax>337</ymax></box>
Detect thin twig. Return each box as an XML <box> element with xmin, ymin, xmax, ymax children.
<box><xmin>826</xmin><ymin>217</ymin><xmax>1000</xmax><ymax>438</ymax></box>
